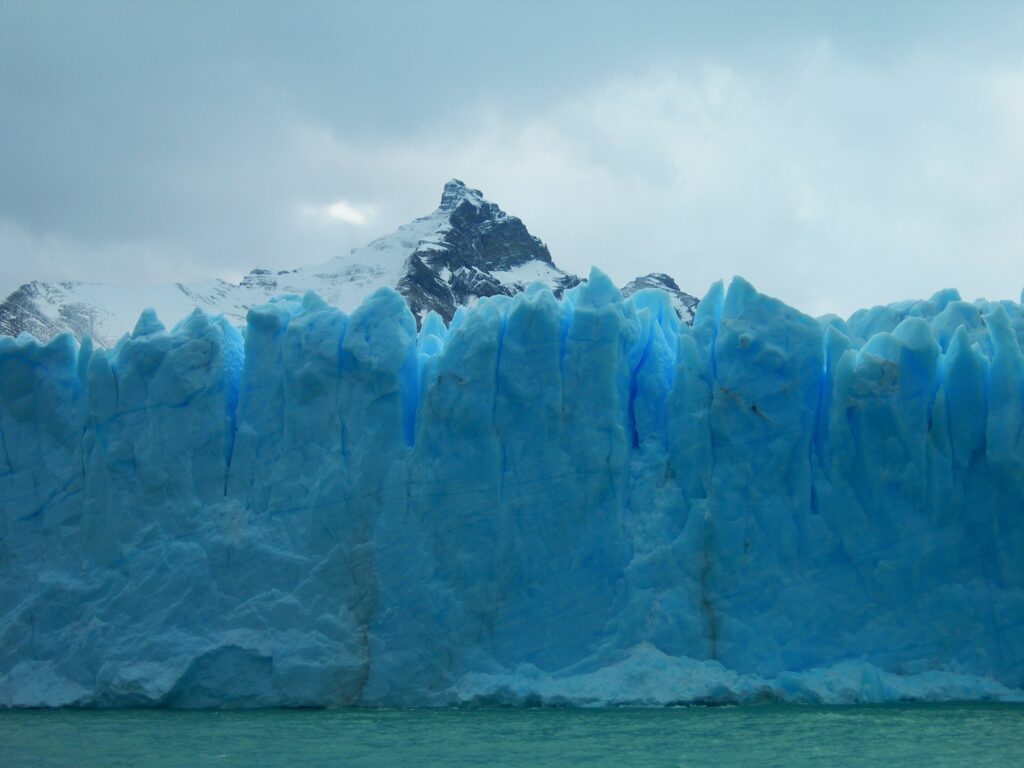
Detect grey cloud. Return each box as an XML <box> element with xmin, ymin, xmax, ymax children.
<box><xmin>2</xmin><ymin>2</ymin><xmax>1024</xmax><ymax>315</ymax></box>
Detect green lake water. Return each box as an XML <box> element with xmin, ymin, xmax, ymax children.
<box><xmin>2</xmin><ymin>703</ymin><xmax>1022</xmax><ymax>767</ymax></box>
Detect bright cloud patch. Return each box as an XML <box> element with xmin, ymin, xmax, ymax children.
<box><xmin>325</xmin><ymin>200</ymin><xmax>371</xmax><ymax>225</ymax></box>
<box><xmin>299</xmin><ymin>200</ymin><xmax>376</xmax><ymax>228</ymax></box>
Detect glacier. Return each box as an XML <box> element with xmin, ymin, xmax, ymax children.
<box><xmin>1</xmin><ymin>271</ymin><xmax>1022</xmax><ymax>708</ymax></box>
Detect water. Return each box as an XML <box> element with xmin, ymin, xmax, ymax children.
<box><xmin>2</xmin><ymin>704</ymin><xmax>1022</xmax><ymax>767</ymax></box>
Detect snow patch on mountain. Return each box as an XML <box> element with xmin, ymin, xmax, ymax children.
<box><xmin>622</xmin><ymin>272</ymin><xmax>699</xmax><ymax>324</ymax></box>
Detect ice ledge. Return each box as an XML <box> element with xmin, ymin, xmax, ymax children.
<box><xmin>450</xmin><ymin>645</ymin><xmax>1024</xmax><ymax>707</ymax></box>
<box><xmin>5</xmin><ymin>645</ymin><xmax>1020</xmax><ymax>709</ymax></box>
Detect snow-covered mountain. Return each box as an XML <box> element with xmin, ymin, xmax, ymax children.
<box><xmin>621</xmin><ymin>272</ymin><xmax>699</xmax><ymax>320</ymax></box>
<box><xmin>0</xmin><ymin>180</ymin><xmax>697</xmax><ymax>346</ymax></box>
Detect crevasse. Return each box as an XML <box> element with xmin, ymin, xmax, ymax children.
<box><xmin>0</xmin><ymin>270</ymin><xmax>1022</xmax><ymax>707</ymax></box>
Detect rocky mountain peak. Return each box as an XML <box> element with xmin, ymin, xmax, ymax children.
<box><xmin>397</xmin><ymin>183</ymin><xmax>577</xmax><ymax>323</ymax></box>
<box><xmin>439</xmin><ymin>179</ymin><xmax>485</xmax><ymax>212</ymax></box>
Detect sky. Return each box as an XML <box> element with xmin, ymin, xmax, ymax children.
<box><xmin>2</xmin><ymin>0</ymin><xmax>1023</xmax><ymax>318</ymax></box>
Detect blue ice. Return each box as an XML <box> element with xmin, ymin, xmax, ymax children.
<box><xmin>1</xmin><ymin>271</ymin><xmax>1022</xmax><ymax>707</ymax></box>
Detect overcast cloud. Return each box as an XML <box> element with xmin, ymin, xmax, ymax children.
<box><xmin>2</xmin><ymin>0</ymin><xmax>1023</xmax><ymax>317</ymax></box>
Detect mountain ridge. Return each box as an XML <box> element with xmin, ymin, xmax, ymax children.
<box><xmin>0</xmin><ymin>180</ymin><xmax>698</xmax><ymax>346</ymax></box>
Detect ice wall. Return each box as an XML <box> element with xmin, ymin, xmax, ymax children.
<box><xmin>1</xmin><ymin>272</ymin><xmax>1022</xmax><ymax>707</ymax></box>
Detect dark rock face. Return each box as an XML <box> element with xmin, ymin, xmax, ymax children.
<box><xmin>239</xmin><ymin>269</ymin><xmax>278</xmax><ymax>291</ymax></box>
<box><xmin>396</xmin><ymin>181</ymin><xmax>697</xmax><ymax>326</ymax></box>
<box><xmin>397</xmin><ymin>180</ymin><xmax>580</xmax><ymax>322</ymax></box>
<box><xmin>0</xmin><ymin>284</ymin><xmax>54</xmax><ymax>340</ymax></box>
<box><xmin>0</xmin><ymin>282</ymin><xmax>107</xmax><ymax>342</ymax></box>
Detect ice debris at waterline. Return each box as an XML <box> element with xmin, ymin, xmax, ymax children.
<box><xmin>1</xmin><ymin>270</ymin><xmax>1023</xmax><ymax>708</ymax></box>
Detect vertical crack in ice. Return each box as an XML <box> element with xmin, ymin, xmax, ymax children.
<box><xmin>699</xmin><ymin>542</ymin><xmax>717</xmax><ymax>661</ymax></box>
<box><xmin>0</xmin><ymin>411</ymin><xmax>11</xmax><ymax>479</ymax></box>
<box><xmin>492</xmin><ymin>308</ymin><xmax>507</xmax><ymax>430</ymax></box>
<box><xmin>337</xmin><ymin>317</ymin><xmax>351</xmax><ymax>475</ymax></box>
<box><xmin>494</xmin><ymin>306</ymin><xmax>509</xmax><ymax>506</ymax></box>
<box><xmin>71</xmin><ymin>337</ymin><xmax>91</xmax><ymax>496</ymax></box>
<box><xmin>221</xmin><ymin>328</ymin><xmax>244</xmax><ymax>497</ymax></box>
<box><xmin>400</xmin><ymin>328</ymin><xmax>420</xmax><ymax>450</ymax></box>
<box><xmin>557</xmin><ymin>300</ymin><xmax>573</xmax><ymax>379</ymax></box>
<box><xmin>627</xmin><ymin>317</ymin><xmax>654</xmax><ymax>450</ymax></box>
<box><xmin>810</xmin><ymin>342</ymin><xmax>830</xmax><ymax>517</ymax></box>
<box><xmin>700</xmin><ymin>293</ymin><xmax>723</xmax><ymax>662</ymax></box>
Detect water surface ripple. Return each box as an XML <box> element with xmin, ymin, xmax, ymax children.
<box><xmin>2</xmin><ymin>703</ymin><xmax>1022</xmax><ymax>767</ymax></box>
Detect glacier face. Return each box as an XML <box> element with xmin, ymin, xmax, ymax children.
<box><xmin>1</xmin><ymin>272</ymin><xmax>1022</xmax><ymax>708</ymax></box>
